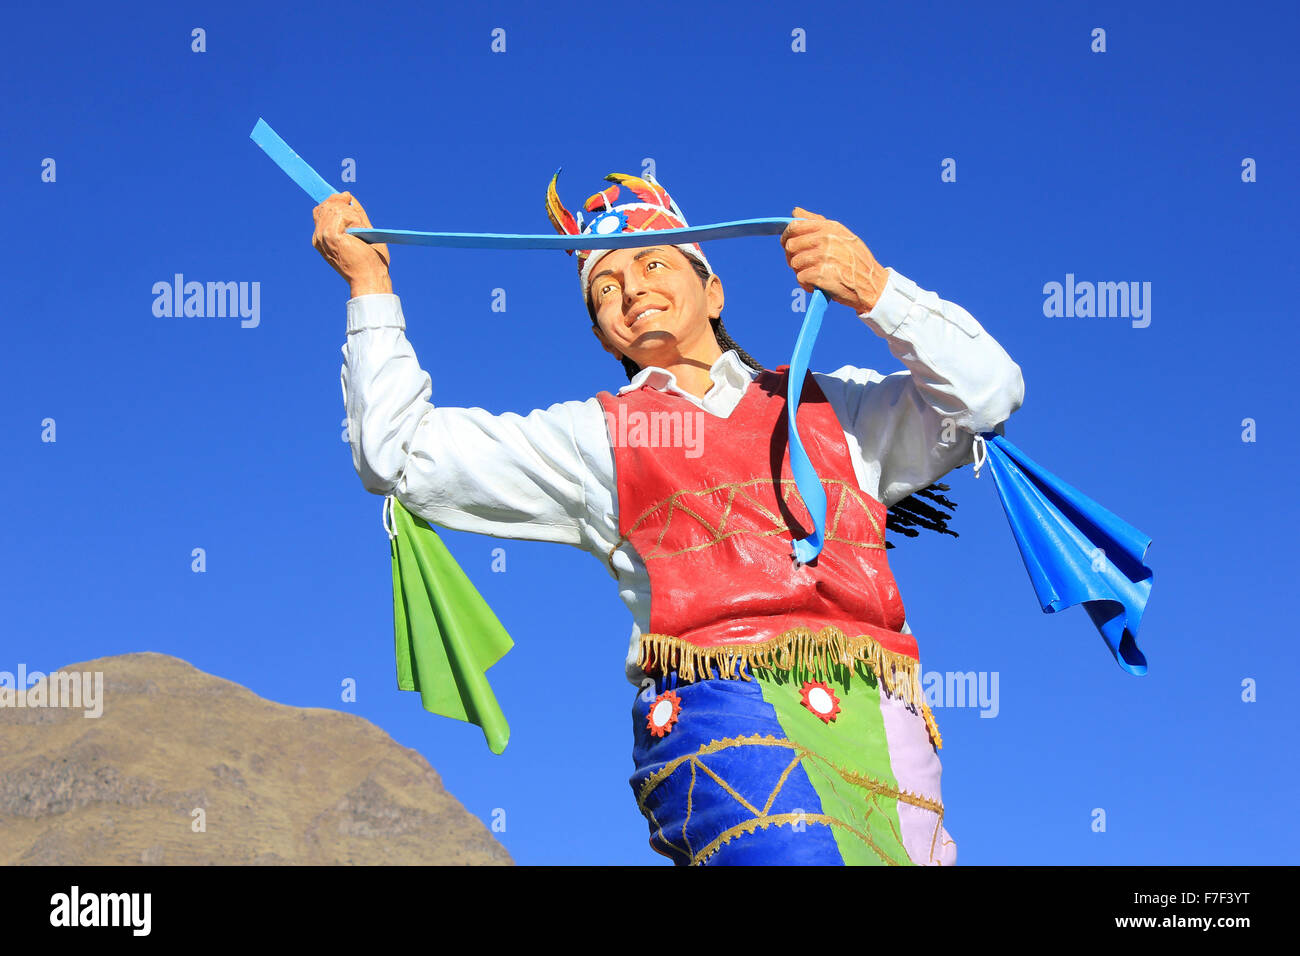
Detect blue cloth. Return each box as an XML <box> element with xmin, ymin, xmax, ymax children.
<box><xmin>629</xmin><ymin>665</ymin><xmax>845</xmax><ymax>866</ymax></box>
<box><xmin>979</xmin><ymin>431</ymin><xmax>1153</xmax><ymax>675</ymax></box>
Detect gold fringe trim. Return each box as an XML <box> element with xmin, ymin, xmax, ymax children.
<box><xmin>921</xmin><ymin>702</ymin><xmax>944</xmax><ymax>750</ymax></box>
<box><xmin>637</xmin><ymin>624</ymin><xmax>926</xmax><ymax>710</ymax></box>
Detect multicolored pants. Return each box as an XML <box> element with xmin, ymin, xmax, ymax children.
<box><xmin>629</xmin><ymin>660</ymin><xmax>956</xmax><ymax>865</ymax></box>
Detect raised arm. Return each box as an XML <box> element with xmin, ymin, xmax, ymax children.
<box><xmin>340</xmin><ymin>294</ymin><xmax>610</xmax><ymax>547</ymax></box>
<box><xmin>315</xmin><ymin>192</ymin><xmax>609</xmax><ymax>549</ymax></box>
<box><xmin>781</xmin><ymin>208</ymin><xmax>1025</xmax><ymax>507</ymax></box>
<box><xmin>818</xmin><ymin>268</ymin><xmax>1025</xmax><ymax>506</ymax></box>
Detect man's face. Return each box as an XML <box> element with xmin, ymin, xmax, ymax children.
<box><xmin>588</xmin><ymin>245</ymin><xmax>723</xmax><ymax>368</ymax></box>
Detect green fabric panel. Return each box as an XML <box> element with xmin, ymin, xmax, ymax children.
<box><xmin>752</xmin><ymin>662</ymin><xmax>914</xmax><ymax>866</ymax></box>
<box><xmin>391</xmin><ymin>527</ymin><xmax>419</xmax><ymax>693</ymax></box>
<box><xmin>389</xmin><ymin>498</ymin><xmax>514</xmax><ymax>754</ymax></box>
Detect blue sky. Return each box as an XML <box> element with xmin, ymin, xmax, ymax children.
<box><xmin>2</xmin><ymin>0</ymin><xmax>1296</xmax><ymax>865</ymax></box>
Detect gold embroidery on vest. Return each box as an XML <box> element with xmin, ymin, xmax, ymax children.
<box><xmin>621</xmin><ymin>478</ymin><xmax>887</xmax><ymax>560</ymax></box>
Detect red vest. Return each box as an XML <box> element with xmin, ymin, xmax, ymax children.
<box><xmin>597</xmin><ymin>364</ymin><xmax>926</xmax><ymax>707</ymax></box>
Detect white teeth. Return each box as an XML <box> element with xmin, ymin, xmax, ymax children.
<box><xmin>635</xmin><ymin>308</ymin><xmax>664</xmax><ymax>322</ymax></box>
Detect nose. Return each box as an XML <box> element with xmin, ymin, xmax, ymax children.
<box><xmin>622</xmin><ymin>280</ymin><xmax>648</xmax><ymax>311</ymax></box>
<box><xmin>622</xmin><ymin>268</ymin><xmax>651</xmax><ymax>309</ymax></box>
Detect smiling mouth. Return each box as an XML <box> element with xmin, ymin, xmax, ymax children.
<box><xmin>629</xmin><ymin>307</ymin><xmax>668</xmax><ymax>328</ymax></box>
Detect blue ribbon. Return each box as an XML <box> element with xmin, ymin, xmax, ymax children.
<box><xmin>788</xmin><ymin>290</ymin><xmax>830</xmax><ymax>564</ymax></box>
<box><xmin>342</xmin><ymin>221</ymin><xmax>793</xmax><ymax>249</ymax></box>
<box><xmin>251</xmin><ymin>118</ymin><xmax>792</xmax><ymax>249</ymax></box>
<box><xmin>250</xmin><ymin>119</ymin><xmax>339</xmax><ymax>203</ymax></box>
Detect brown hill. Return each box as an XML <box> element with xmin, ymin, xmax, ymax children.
<box><xmin>0</xmin><ymin>652</ymin><xmax>512</xmax><ymax>865</ymax></box>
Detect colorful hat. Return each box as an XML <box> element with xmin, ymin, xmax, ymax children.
<box><xmin>544</xmin><ymin>170</ymin><xmax>713</xmax><ymax>301</ymax></box>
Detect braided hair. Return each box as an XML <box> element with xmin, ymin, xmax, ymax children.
<box><xmin>587</xmin><ymin>252</ymin><xmax>959</xmax><ymax>548</ymax></box>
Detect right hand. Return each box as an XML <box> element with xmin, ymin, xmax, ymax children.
<box><xmin>312</xmin><ymin>191</ymin><xmax>391</xmax><ymax>293</ymax></box>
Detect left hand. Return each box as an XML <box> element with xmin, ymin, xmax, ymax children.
<box><xmin>780</xmin><ymin>207</ymin><xmax>889</xmax><ymax>313</ymax></box>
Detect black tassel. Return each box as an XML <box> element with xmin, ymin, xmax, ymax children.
<box><xmin>884</xmin><ymin>483</ymin><xmax>959</xmax><ymax>549</ymax></box>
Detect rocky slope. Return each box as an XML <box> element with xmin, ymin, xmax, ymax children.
<box><xmin>0</xmin><ymin>652</ymin><xmax>511</xmax><ymax>865</ymax></box>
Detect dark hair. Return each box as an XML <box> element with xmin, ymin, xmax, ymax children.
<box><xmin>587</xmin><ymin>248</ymin><xmax>958</xmax><ymax>548</ymax></box>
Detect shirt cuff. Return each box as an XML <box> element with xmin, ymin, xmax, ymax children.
<box><xmin>857</xmin><ymin>267</ymin><xmax>919</xmax><ymax>337</ymax></box>
<box><xmin>346</xmin><ymin>293</ymin><xmax>405</xmax><ymax>334</ymax></box>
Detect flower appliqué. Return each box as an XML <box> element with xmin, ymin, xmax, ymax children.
<box><xmin>800</xmin><ymin>680</ymin><xmax>841</xmax><ymax>724</ymax></box>
<box><xmin>647</xmin><ymin>689</ymin><xmax>682</xmax><ymax>737</ymax></box>
<box><xmin>587</xmin><ymin>209</ymin><xmax>628</xmax><ymax>236</ymax></box>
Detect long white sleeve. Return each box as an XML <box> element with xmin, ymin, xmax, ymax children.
<box><xmin>339</xmin><ymin>293</ymin><xmax>616</xmax><ymax>552</ymax></box>
<box><xmin>813</xmin><ymin>268</ymin><xmax>1025</xmax><ymax>508</ymax></box>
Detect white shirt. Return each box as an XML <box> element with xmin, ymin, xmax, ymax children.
<box><xmin>340</xmin><ymin>268</ymin><xmax>1026</xmax><ymax>686</ymax></box>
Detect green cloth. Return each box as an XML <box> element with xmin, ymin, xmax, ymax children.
<box><xmin>389</xmin><ymin>497</ymin><xmax>513</xmax><ymax>753</ymax></box>
<box><xmin>752</xmin><ymin>662</ymin><xmax>913</xmax><ymax>865</ymax></box>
